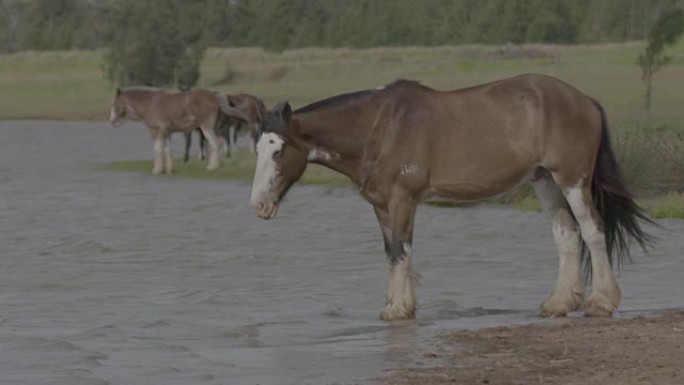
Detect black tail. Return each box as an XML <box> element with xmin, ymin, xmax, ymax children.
<box><xmin>581</xmin><ymin>99</ymin><xmax>657</xmax><ymax>277</ymax></box>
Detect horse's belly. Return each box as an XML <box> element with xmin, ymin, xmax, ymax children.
<box><xmin>428</xmin><ymin>157</ymin><xmax>535</xmax><ymax>201</ymax></box>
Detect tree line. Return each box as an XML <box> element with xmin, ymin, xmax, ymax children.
<box><xmin>2</xmin><ymin>0</ymin><xmax>683</xmax><ymax>54</ymax></box>
<box><xmin>2</xmin><ymin>0</ymin><xmax>682</xmax><ymax>104</ymax></box>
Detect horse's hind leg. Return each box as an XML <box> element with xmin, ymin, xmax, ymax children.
<box><xmin>227</xmin><ymin>122</ymin><xmax>239</xmax><ymax>156</ymax></box>
<box><xmin>199</xmin><ymin>126</ymin><xmax>221</xmax><ymax>171</ymax></box>
<box><xmin>183</xmin><ymin>131</ymin><xmax>191</xmax><ymax>162</ymax></box>
<box><xmin>559</xmin><ymin>175</ymin><xmax>620</xmax><ymax>317</ymax></box>
<box><xmin>198</xmin><ymin>129</ymin><xmax>206</xmax><ymax>161</ymax></box>
<box><xmin>533</xmin><ymin>173</ymin><xmax>584</xmax><ymax>317</ymax></box>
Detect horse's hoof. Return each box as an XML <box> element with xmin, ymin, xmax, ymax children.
<box><xmin>540</xmin><ymin>307</ymin><xmax>568</xmax><ymax>318</ymax></box>
<box><xmin>540</xmin><ymin>291</ymin><xmax>583</xmax><ymax>318</ymax></box>
<box><xmin>584</xmin><ymin>306</ymin><xmax>613</xmax><ymax>317</ymax></box>
<box><xmin>584</xmin><ymin>292</ymin><xmax>618</xmax><ymax>317</ymax></box>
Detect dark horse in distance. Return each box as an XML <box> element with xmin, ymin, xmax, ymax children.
<box><xmin>248</xmin><ymin>74</ymin><xmax>653</xmax><ymax>320</ymax></box>
<box><xmin>183</xmin><ymin>93</ymin><xmax>267</xmax><ymax>162</ymax></box>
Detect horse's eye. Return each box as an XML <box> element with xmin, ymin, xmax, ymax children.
<box><xmin>273</xmin><ymin>150</ymin><xmax>282</xmax><ymax>158</ymax></box>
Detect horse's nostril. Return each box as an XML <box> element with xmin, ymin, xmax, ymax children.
<box><xmin>256</xmin><ymin>202</ymin><xmax>265</xmax><ymax>211</ymax></box>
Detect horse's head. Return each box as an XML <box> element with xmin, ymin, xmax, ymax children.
<box><xmin>250</xmin><ymin>102</ymin><xmax>308</xmax><ymax>220</ymax></box>
<box><xmin>109</xmin><ymin>88</ymin><xmax>127</xmax><ymax>126</ymax></box>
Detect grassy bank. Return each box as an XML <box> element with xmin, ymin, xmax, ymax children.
<box><xmin>101</xmin><ymin>149</ymin><xmax>684</xmax><ymax>219</ymax></box>
<box><xmin>2</xmin><ymin>42</ymin><xmax>684</xmax><ymax>122</ymax></box>
<box><xmin>101</xmin><ymin>149</ymin><xmax>350</xmax><ymax>187</ymax></box>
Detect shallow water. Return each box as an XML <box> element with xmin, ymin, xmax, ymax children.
<box><xmin>1</xmin><ymin>121</ymin><xmax>682</xmax><ymax>385</ymax></box>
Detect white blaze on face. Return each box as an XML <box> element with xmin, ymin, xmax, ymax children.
<box><xmin>251</xmin><ymin>132</ymin><xmax>285</xmax><ymax>208</ymax></box>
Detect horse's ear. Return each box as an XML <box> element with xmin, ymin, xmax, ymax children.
<box><xmin>279</xmin><ymin>101</ymin><xmax>292</xmax><ymax>124</ymax></box>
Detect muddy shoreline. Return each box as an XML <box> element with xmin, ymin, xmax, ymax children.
<box><xmin>380</xmin><ymin>310</ymin><xmax>684</xmax><ymax>385</ymax></box>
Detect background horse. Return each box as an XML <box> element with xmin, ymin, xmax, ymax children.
<box><xmin>109</xmin><ymin>87</ymin><xmax>248</xmax><ymax>174</ymax></box>
<box><xmin>225</xmin><ymin>93</ymin><xmax>267</xmax><ymax>154</ymax></box>
<box><xmin>183</xmin><ymin>128</ymin><xmax>207</xmax><ymax>163</ymax></box>
<box><xmin>248</xmin><ymin>74</ymin><xmax>654</xmax><ymax>321</ymax></box>
<box><xmin>182</xmin><ymin>93</ymin><xmax>266</xmax><ymax>161</ymax></box>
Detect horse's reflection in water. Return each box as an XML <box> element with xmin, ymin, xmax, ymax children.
<box><xmin>383</xmin><ymin>321</ymin><xmax>420</xmax><ymax>370</ymax></box>
<box><xmin>247</xmin><ymin>74</ymin><xmax>654</xmax><ymax>321</ymax></box>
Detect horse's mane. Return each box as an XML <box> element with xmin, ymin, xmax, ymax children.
<box><xmin>294</xmin><ymin>79</ymin><xmax>431</xmax><ymax>114</ymax></box>
<box><xmin>295</xmin><ymin>89</ymin><xmax>375</xmax><ymax>114</ymax></box>
<box><xmin>384</xmin><ymin>78</ymin><xmax>434</xmax><ymax>91</ymax></box>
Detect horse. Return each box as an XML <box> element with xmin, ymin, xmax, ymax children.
<box><xmin>225</xmin><ymin>93</ymin><xmax>267</xmax><ymax>154</ymax></box>
<box><xmin>182</xmin><ymin>93</ymin><xmax>266</xmax><ymax>162</ymax></box>
<box><xmin>248</xmin><ymin>74</ymin><xmax>654</xmax><ymax>321</ymax></box>
<box><xmin>183</xmin><ymin>128</ymin><xmax>207</xmax><ymax>163</ymax></box>
<box><xmin>109</xmin><ymin>87</ymin><xmax>248</xmax><ymax>174</ymax></box>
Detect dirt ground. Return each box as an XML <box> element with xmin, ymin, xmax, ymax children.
<box><xmin>380</xmin><ymin>311</ymin><xmax>684</xmax><ymax>385</ymax></box>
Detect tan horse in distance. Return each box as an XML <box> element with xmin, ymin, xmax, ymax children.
<box><xmin>109</xmin><ymin>87</ymin><xmax>248</xmax><ymax>174</ymax></box>
<box><xmin>248</xmin><ymin>74</ymin><xmax>654</xmax><ymax>321</ymax></box>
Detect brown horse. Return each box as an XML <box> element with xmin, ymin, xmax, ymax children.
<box><xmin>109</xmin><ymin>87</ymin><xmax>248</xmax><ymax>174</ymax></box>
<box><xmin>183</xmin><ymin>128</ymin><xmax>208</xmax><ymax>163</ymax></box>
<box><xmin>225</xmin><ymin>93</ymin><xmax>267</xmax><ymax>154</ymax></box>
<box><xmin>182</xmin><ymin>93</ymin><xmax>266</xmax><ymax>161</ymax></box>
<box><xmin>249</xmin><ymin>74</ymin><xmax>654</xmax><ymax>321</ymax></box>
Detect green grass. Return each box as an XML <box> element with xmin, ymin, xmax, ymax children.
<box><xmin>101</xmin><ymin>149</ymin><xmax>350</xmax><ymax>187</ymax></box>
<box><xmin>640</xmin><ymin>193</ymin><xmax>684</xmax><ymax>219</ymax></box>
<box><xmin>2</xmin><ymin>41</ymin><xmax>684</xmax><ymax>122</ymax></box>
<box><xmin>103</xmin><ymin>152</ymin><xmax>684</xmax><ymax>219</ymax></box>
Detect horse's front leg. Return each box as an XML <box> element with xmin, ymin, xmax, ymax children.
<box><xmin>374</xmin><ymin>199</ymin><xmax>418</xmax><ymax>321</ymax></box>
<box><xmin>162</xmin><ymin>134</ymin><xmax>174</xmax><ymax>174</ymax></box>
<box><xmin>152</xmin><ymin>134</ymin><xmax>164</xmax><ymax>175</ymax></box>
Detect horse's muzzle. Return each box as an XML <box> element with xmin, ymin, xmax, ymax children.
<box><xmin>254</xmin><ymin>201</ymin><xmax>278</xmax><ymax>220</ymax></box>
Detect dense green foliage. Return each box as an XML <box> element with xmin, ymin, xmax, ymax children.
<box><xmin>103</xmin><ymin>0</ymin><xmax>208</xmax><ymax>87</ymax></box>
<box><xmin>2</xmin><ymin>0</ymin><xmax>684</xmax><ymax>54</ymax></box>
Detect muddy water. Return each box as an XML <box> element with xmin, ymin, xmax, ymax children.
<box><xmin>1</xmin><ymin>121</ymin><xmax>682</xmax><ymax>385</ymax></box>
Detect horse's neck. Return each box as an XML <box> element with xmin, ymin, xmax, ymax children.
<box><xmin>295</xmin><ymin>109</ymin><xmax>369</xmax><ymax>182</ymax></box>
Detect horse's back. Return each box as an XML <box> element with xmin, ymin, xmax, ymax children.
<box><xmin>373</xmin><ymin>74</ymin><xmax>603</xmax><ymax>200</ymax></box>
<box><xmin>145</xmin><ymin>88</ymin><xmax>219</xmax><ymax>131</ymax></box>
<box><xmin>425</xmin><ymin>74</ymin><xmax>601</xmax><ymax>159</ymax></box>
